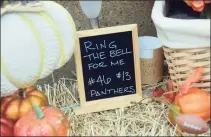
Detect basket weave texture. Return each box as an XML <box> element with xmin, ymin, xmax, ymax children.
<box><xmin>163</xmin><ymin>46</ymin><xmax>210</xmax><ymax>92</ymax></box>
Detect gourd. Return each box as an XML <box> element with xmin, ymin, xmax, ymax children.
<box><xmin>1</xmin><ymin>1</ymin><xmax>77</xmax><ymax>97</ymax></box>
<box><xmin>1</xmin><ymin>87</ymin><xmax>49</xmax><ymax>121</ymax></box>
<box><xmin>14</xmin><ymin>105</ymin><xmax>70</xmax><ymax>136</ymax></box>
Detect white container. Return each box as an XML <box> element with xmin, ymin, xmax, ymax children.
<box><xmin>139</xmin><ymin>36</ymin><xmax>164</xmax><ymax>84</ymax></box>
<box><xmin>151</xmin><ymin>1</ymin><xmax>210</xmax><ymax>49</ymax></box>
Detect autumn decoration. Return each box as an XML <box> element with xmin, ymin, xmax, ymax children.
<box><xmin>174</xmin><ymin>67</ymin><xmax>210</xmax><ymax>122</ymax></box>
<box><xmin>13</xmin><ymin>105</ymin><xmax>70</xmax><ymax>136</ymax></box>
<box><xmin>1</xmin><ymin>87</ymin><xmax>49</xmax><ymax>121</ymax></box>
<box><xmin>151</xmin><ymin>67</ymin><xmax>210</xmax><ymax>135</ymax></box>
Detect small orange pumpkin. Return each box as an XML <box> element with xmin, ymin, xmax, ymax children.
<box><xmin>1</xmin><ymin>87</ymin><xmax>49</xmax><ymax>121</ymax></box>
<box><xmin>14</xmin><ymin>105</ymin><xmax>70</xmax><ymax>136</ymax></box>
<box><xmin>174</xmin><ymin>87</ymin><xmax>210</xmax><ymax>122</ymax></box>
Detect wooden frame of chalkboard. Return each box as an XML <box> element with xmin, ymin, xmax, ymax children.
<box><xmin>74</xmin><ymin>24</ymin><xmax>142</xmax><ymax>115</ymax></box>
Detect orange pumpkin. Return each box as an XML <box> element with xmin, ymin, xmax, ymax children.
<box><xmin>174</xmin><ymin>87</ymin><xmax>210</xmax><ymax>122</ymax></box>
<box><xmin>1</xmin><ymin>87</ymin><xmax>49</xmax><ymax>121</ymax></box>
<box><xmin>14</xmin><ymin>105</ymin><xmax>70</xmax><ymax>136</ymax></box>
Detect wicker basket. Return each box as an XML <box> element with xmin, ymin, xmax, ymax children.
<box><xmin>163</xmin><ymin>46</ymin><xmax>210</xmax><ymax>92</ymax></box>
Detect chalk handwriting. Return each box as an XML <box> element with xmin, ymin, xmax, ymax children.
<box><xmin>88</xmin><ymin>75</ymin><xmax>111</xmax><ymax>86</ymax></box>
<box><xmin>83</xmin><ymin>52</ymin><xmax>106</xmax><ymax>61</ymax></box>
<box><xmin>110</xmin><ymin>48</ymin><xmax>132</xmax><ymax>58</ymax></box>
<box><xmin>88</xmin><ymin>62</ymin><xmax>107</xmax><ymax>70</ymax></box>
<box><xmin>116</xmin><ymin>71</ymin><xmax>131</xmax><ymax>81</ymax></box>
<box><xmin>81</xmin><ymin>31</ymin><xmax>136</xmax><ymax>101</ymax></box>
<box><xmin>110</xmin><ymin>59</ymin><xmax>125</xmax><ymax>66</ymax></box>
<box><xmin>90</xmin><ymin>86</ymin><xmax>135</xmax><ymax>97</ymax></box>
<box><xmin>84</xmin><ymin>40</ymin><xmax>117</xmax><ymax>53</ymax></box>
<box><xmin>84</xmin><ymin>41</ymin><xmax>95</xmax><ymax>52</ymax></box>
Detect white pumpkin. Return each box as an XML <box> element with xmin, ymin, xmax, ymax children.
<box><xmin>1</xmin><ymin>1</ymin><xmax>77</xmax><ymax>97</ymax></box>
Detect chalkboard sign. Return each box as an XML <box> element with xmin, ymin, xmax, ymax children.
<box><xmin>80</xmin><ymin>31</ymin><xmax>136</xmax><ymax>101</ymax></box>
<box><xmin>74</xmin><ymin>24</ymin><xmax>142</xmax><ymax>115</ymax></box>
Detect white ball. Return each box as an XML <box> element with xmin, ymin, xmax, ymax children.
<box><xmin>1</xmin><ymin>1</ymin><xmax>77</xmax><ymax>96</ymax></box>
<box><xmin>43</xmin><ymin>1</ymin><xmax>76</xmax><ymax>68</ymax></box>
<box><xmin>1</xmin><ymin>69</ymin><xmax>17</xmax><ymax>97</ymax></box>
<box><xmin>1</xmin><ymin>13</ymin><xmax>42</xmax><ymax>88</ymax></box>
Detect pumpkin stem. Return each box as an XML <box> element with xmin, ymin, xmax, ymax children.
<box><xmin>33</xmin><ymin>104</ymin><xmax>44</xmax><ymax>119</ymax></box>
<box><xmin>23</xmin><ymin>91</ymin><xmax>26</xmax><ymax>98</ymax></box>
<box><xmin>18</xmin><ymin>89</ymin><xmax>26</xmax><ymax>98</ymax></box>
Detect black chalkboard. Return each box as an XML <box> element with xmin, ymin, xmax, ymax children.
<box><xmin>79</xmin><ymin>31</ymin><xmax>136</xmax><ymax>102</ymax></box>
